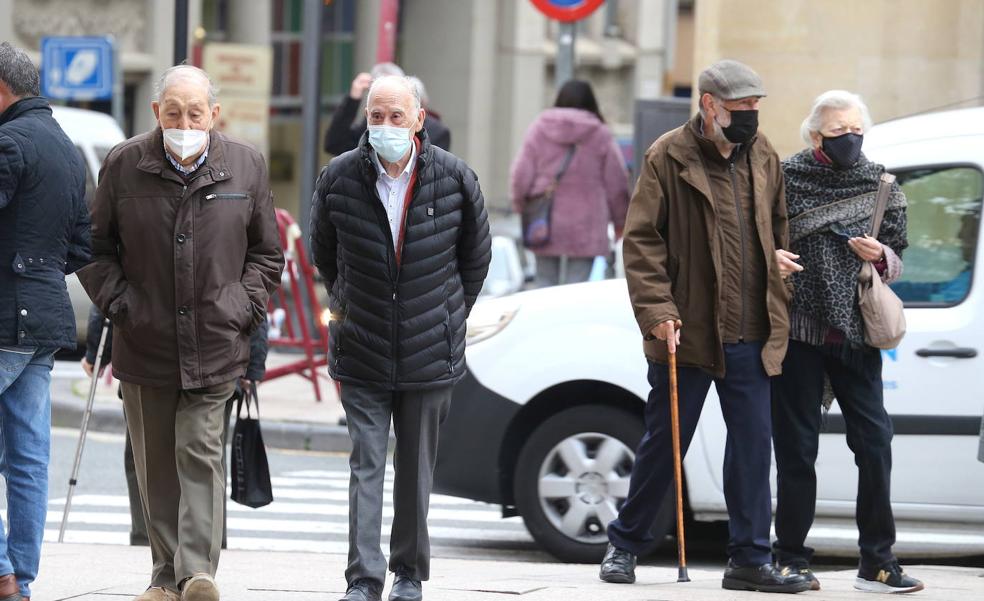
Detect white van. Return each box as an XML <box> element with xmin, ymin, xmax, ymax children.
<box><xmin>438</xmin><ymin>107</ymin><xmax>984</xmax><ymax>562</ymax></box>
<box><xmin>50</xmin><ymin>106</ymin><xmax>126</xmax><ymax>347</ymax></box>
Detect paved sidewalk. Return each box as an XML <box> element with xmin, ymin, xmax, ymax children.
<box><xmin>50</xmin><ymin>351</ymin><xmax>356</xmax><ymax>452</ymax></box>
<box><xmin>33</xmin><ymin>542</ymin><xmax>983</xmax><ymax>600</ymax></box>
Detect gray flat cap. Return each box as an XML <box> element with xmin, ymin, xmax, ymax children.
<box><xmin>698</xmin><ymin>59</ymin><xmax>767</xmax><ymax>100</ymax></box>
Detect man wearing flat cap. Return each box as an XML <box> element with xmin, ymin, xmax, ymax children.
<box><xmin>598</xmin><ymin>60</ymin><xmax>809</xmax><ymax>593</ymax></box>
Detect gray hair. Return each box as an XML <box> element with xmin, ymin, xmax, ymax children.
<box><xmin>407</xmin><ymin>76</ymin><xmax>429</xmax><ymax>107</ymax></box>
<box><xmin>367</xmin><ymin>75</ymin><xmax>421</xmax><ymax>113</ymax></box>
<box><xmin>153</xmin><ymin>65</ymin><xmax>219</xmax><ymax>107</ymax></box>
<box><xmin>370</xmin><ymin>62</ymin><xmax>404</xmax><ymax>79</ymax></box>
<box><xmin>0</xmin><ymin>42</ymin><xmax>40</xmax><ymax>97</ymax></box>
<box><xmin>800</xmin><ymin>90</ymin><xmax>873</xmax><ymax>146</ymax></box>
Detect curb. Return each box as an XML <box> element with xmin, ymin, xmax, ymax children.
<box><xmin>51</xmin><ymin>397</ymin><xmax>360</xmax><ymax>453</ymax></box>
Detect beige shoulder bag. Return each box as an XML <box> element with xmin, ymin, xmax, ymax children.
<box><xmin>857</xmin><ymin>173</ymin><xmax>906</xmax><ymax>349</ymax></box>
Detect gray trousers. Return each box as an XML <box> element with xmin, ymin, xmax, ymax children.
<box><xmin>121</xmin><ymin>380</ymin><xmax>236</xmax><ymax>591</ymax></box>
<box><xmin>534</xmin><ymin>255</ymin><xmax>595</xmax><ymax>287</ymax></box>
<box><xmin>341</xmin><ymin>383</ymin><xmax>453</xmax><ymax>587</ymax></box>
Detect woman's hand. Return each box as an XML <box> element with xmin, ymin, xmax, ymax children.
<box><xmin>848</xmin><ymin>235</ymin><xmax>884</xmax><ymax>262</ymax></box>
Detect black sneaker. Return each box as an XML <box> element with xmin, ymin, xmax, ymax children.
<box><xmin>778</xmin><ymin>562</ymin><xmax>821</xmax><ymax>591</ymax></box>
<box><xmin>855</xmin><ymin>562</ymin><xmax>924</xmax><ymax>594</ymax></box>
<box><xmin>599</xmin><ymin>543</ymin><xmax>637</xmax><ymax>584</ymax></box>
<box><xmin>723</xmin><ymin>560</ymin><xmax>813</xmax><ymax>593</ymax></box>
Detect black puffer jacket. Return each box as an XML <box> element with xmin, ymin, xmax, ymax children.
<box><xmin>311</xmin><ymin>130</ymin><xmax>491</xmax><ymax>390</ymax></box>
<box><xmin>0</xmin><ymin>97</ymin><xmax>89</xmax><ymax>349</ymax></box>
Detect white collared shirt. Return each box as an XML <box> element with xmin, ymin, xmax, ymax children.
<box><xmin>373</xmin><ymin>144</ymin><xmax>416</xmax><ymax>249</ymax></box>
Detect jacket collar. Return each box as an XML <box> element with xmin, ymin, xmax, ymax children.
<box><xmin>0</xmin><ymin>96</ymin><xmax>51</xmax><ymax>126</ymax></box>
<box><xmin>668</xmin><ymin>113</ymin><xmax>762</xmax><ymax>203</ymax></box>
<box><xmin>136</xmin><ymin>127</ymin><xmax>232</xmax><ymax>185</ymax></box>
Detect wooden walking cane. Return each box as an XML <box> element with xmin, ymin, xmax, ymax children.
<box><xmin>668</xmin><ymin>345</ymin><xmax>691</xmax><ymax>582</ymax></box>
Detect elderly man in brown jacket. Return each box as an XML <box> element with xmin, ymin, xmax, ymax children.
<box><xmin>598</xmin><ymin>60</ymin><xmax>809</xmax><ymax>593</ymax></box>
<box><xmin>78</xmin><ymin>65</ymin><xmax>283</xmax><ymax>601</ymax></box>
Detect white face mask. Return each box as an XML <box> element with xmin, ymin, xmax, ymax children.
<box><xmin>162</xmin><ymin>126</ymin><xmax>209</xmax><ymax>160</ymax></box>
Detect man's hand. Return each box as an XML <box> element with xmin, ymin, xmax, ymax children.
<box><xmin>776</xmin><ymin>249</ymin><xmax>804</xmax><ymax>278</ymax></box>
<box><xmin>81</xmin><ymin>357</ymin><xmax>106</xmax><ymax>378</ymax></box>
<box><xmin>650</xmin><ymin>319</ymin><xmax>682</xmax><ymax>353</ymax></box>
<box><xmin>349</xmin><ymin>73</ymin><xmax>373</xmax><ymax>100</ymax></box>
<box><xmin>848</xmin><ymin>235</ymin><xmax>884</xmax><ymax>262</ymax></box>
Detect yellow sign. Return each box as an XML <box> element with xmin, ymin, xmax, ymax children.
<box><xmin>203</xmin><ymin>43</ymin><xmax>272</xmax><ymax>157</ymax></box>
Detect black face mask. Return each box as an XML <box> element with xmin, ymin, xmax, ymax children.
<box><xmin>718</xmin><ymin>109</ymin><xmax>759</xmax><ymax>144</ymax></box>
<box><xmin>821</xmin><ymin>132</ymin><xmax>863</xmax><ymax>169</ymax></box>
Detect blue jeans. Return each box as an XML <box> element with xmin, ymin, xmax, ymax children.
<box><xmin>0</xmin><ymin>346</ymin><xmax>55</xmax><ymax>599</ymax></box>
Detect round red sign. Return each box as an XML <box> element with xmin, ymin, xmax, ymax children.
<box><xmin>530</xmin><ymin>0</ymin><xmax>607</xmax><ymax>22</ymax></box>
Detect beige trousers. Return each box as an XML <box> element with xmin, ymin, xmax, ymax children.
<box><xmin>121</xmin><ymin>380</ymin><xmax>236</xmax><ymax>591</ymax></box>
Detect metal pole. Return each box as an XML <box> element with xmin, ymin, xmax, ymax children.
<box><xmin>109</xmin><ymin>35</ymin><xmax>124</xmax><ymax>133</ymax></box>
<box><xmin>299</xmin><ymin>0</ymin><xmax>323</xmax><ymax>244</ymax></box>
<box><xmin>59</xmin><ymin>318</ymin><xmax>111</xmax><ymax>542</ymax></box>
<box><xmin>174</xmin><ymin>0</ymin><xmax>190</xmax><ymax>64</ymax></box>
<box><xmin>556</xmin><ymin>22</ymin><xmax>577</xmax><ymax>89</ymax></box>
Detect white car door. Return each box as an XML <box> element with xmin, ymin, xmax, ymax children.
<box><xmin>813</xmin><ymin>137</ymin><xmax>984</xmax><ymax>522</ymax></box>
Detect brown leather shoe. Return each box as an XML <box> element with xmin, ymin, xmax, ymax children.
<box><xmin>133</xmin><ymin>586</ymin><xmax>180</xmax><ymax>601</ymax></box>
<box><xmin>0</xmin><ymin>573</ymin><xmax>21</xmax><ymax>601</ymax></box>
<box><xmin>181</xmin><ymin>574</ymin><xmax>219</xmax><ymax>601</ymax></box>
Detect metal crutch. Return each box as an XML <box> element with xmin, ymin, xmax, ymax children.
<box><xmin>59</xmin><ymin>318</ymin><xmax>111</xmax><ymax>542</ymax></box>
<box><xmin>668</xmin><ymin>344</ymin><xmax>690</xmax><ymax>582</ymax></box>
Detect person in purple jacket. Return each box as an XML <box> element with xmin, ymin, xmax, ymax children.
<box><xmin>510</xmin><ymin>79</ymin><xmax>630</xmax><ymax>286</ymax></box>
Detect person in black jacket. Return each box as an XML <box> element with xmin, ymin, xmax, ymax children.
<box><xmin>0</xmin><ymin>41</ymin><xmax>90</xmax><ymax>601</ymax></box>
<box><xmin>311</xmin><ymin>75</ymin><xmax>490</xmax><ymax>601</ymax></box>
<box><xmin>323</xmin><ymin>64</ymin><xmax>451</xmax><ymax>155</ymax></box>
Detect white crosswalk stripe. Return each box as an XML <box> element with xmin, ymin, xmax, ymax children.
<box><xmin>47</xmin><ymin>469</ymin><xmax>534</xmax><ymax>552</ymax></box>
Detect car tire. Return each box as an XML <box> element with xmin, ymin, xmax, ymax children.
<box><xmin>513</xmin><ymin>405</ymin><xmax>675</xmax><ymax>563</ymax></box>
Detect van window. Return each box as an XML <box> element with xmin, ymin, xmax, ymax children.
<box><xmin>890</xmin><ymin>166</ymin><xmax>982</xmax><ymax>306</ymax></box>
<box><xmin>75</xmin><ymin>145</ymin><xmax>96</xmax><ymax>208</ymax></box>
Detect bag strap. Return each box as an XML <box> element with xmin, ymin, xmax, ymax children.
<box><xmin>869</xmin><ymin>172</ymin><xmax>896</xmax><ymax>239</ymax></box>
<box><xmin>545</xmin><ymin>145</ymin><xmax>577</xmax><ymax>193</ymax></box>
<box><xmin>250</xmin><ymin>381</ymin><xmax>261</xmax><ymax>420</ymax></box>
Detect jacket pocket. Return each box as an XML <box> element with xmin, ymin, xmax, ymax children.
<box><xmin>229</xmin><ymin>282</ymin><xmax>253</xmax><ymax>331</ymax></box>
<box><xmin>204</xmin><ymin>192</ymin><xmax>250</xmax><ymax>201</ymax></box>
<box><xmin>668</xmin><ymin>255</ymin><xmax>689</xmax><ymax>308</ymax></box>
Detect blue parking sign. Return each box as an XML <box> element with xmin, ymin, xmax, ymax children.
<box><xmin>41</xmin><ymin>36</ymin><xmax>114</xmax><ymax>101</ymax></box>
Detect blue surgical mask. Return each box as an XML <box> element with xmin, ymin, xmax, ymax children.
<box><xmin>368</xmin><ymin>124</ymin><xmax>414</xmax><ymax>163</ymax></box>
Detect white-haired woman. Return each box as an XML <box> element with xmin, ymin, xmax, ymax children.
<box><xmin>771</xmin><ymin>90</ymin><xmax>923</xmax><ymax>594</ymax></box>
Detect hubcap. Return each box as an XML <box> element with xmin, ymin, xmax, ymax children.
<box><xmin>537</xmin><ymin>432</ymin><xmax>634</xmax><ymax>544</ymax></box>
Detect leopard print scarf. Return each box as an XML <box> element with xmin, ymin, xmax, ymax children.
<box><xmin>783</xmin><ymin>149</ymin><xmax>907</xmax><ymax>349</ymax></box>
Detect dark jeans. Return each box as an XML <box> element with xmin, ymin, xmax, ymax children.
<box><xmin>607</xmin><ymin>342</ymin><xmax>773</xmax><ymax>566</ymax></box>
<box><xmin>772</xmin><ymin>339</ymin><xmax>896</xmax><ymax>570</ymax></box>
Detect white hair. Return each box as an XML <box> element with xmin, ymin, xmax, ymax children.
<box><xmin>800</xmin><ymin>90</ymin><xmax>873</xmax><ymax>146</ymax></box>
<box><xmin>366</xmin><ymin>75</ymin><xmax>421</xmax><ymax>113</ymax></box>
<box><xmin>153</xmin><ymin>65</ymin><xmax>219</xmax><ymax>107</ymax></box>
<box><xmin>370</xmin><ymin>62</ymin><xmax>404</xmax><ymax>79</ymax></box>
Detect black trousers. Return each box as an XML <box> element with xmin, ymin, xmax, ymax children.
<box><xmin>772</xmin><ymin>339</ymin><xmax>896</xmax><ymax>570</ymax></box>
<box><xmin>607</xmin><ymin>342</ymin><xmax>773</xmax><ymax>566</ymax></box>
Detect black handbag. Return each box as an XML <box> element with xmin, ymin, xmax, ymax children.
<box><xmin>231</xmin><ymin>382</ymin><xmax>273</xmax><ymax>508</ymax></box>
<box><xmin>521</xmin><ymin>145</ymin><xmax>577</xmax><ymax>248</ymax></box>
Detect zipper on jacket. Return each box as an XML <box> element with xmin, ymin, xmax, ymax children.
<box><xmin>204</xmin><ymin>192</ymin><xmax>248</xmax><ymax>200</ymax></box>
<box><xmin>729</xmin><ymin>159</ymin><xmax>748</xmax><ymax>342</ymax></box>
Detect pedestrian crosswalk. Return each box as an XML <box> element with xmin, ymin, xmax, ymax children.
<box><xmin>47</xmin><ymin>469</ymin><xmax>535</xmax><ymax>554</ymax></box>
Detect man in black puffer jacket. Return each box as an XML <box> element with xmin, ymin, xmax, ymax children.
<box><xmin>0</xmin><ymin>42</ymin><xmax>89</xmax><ymax>601</ymax></box>
<box><xmin>311</xmin><ymin>75</ymin><xmax>490</xmax><ymax>601</ymax></box>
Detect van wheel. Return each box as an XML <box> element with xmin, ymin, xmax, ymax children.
<box><xmin>513</xmin><ymin>405</ymin><xmax>675</xmax><ymax>563</ymax></box>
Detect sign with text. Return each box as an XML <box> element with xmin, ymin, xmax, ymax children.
<box><xmin>202</xmin><ymin>43</ymin><xmax>272</xmax><ymax>157</ymax></box>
